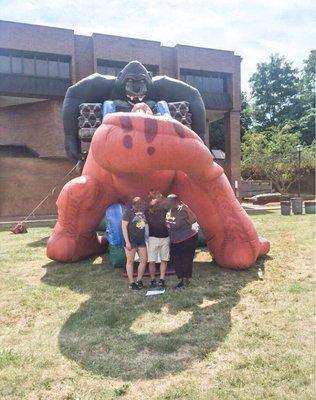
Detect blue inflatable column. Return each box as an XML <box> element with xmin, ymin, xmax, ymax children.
<box><xmin>102</xmin><ymin>101</ymin><xmax>116</xmax><ymax>122</ymax></box>
<box><xmin>105</xmin><ymin>203</ymin><xmax>127</xmax><ymax>267</ymax></box>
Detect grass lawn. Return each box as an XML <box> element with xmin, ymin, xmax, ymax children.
<box><xmin>0</xmin><ymin>211</ymin><xmax>314</xmax><ymax>400</ymax></box>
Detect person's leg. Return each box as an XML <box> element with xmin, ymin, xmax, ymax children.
<box><xmin>159</xmin><ymin>237</ymin><xmax>170</xmax><ymax>280</ymax></box>
<box><xmin>147</xmin><ymin>237</ymin><xmax>157</xmax><ymax>281</ymax></box>
<box><xmin>156</xmin><ymin>260</ymin><xmax>168</xmax><ymax>289</ymax></box>
<box><xmin>125</xmin><ymin>247</ymin><xmax>137</xmax><ymax>284</ymax></box>
<box><xmin>148</xmin><ymin>261</ymin><xmax>157</xmax><ymax>288</ymax></box>
<box><xmin>148</xmin><ymin>262</ymin><xmax>156</xmax><ymax>279</ymax></box>
<box><xmin>136</xmin><ymin>246</ymin><xmax>148</xmax><ymax>283</ymax></box>
<box><xmin>160</xmin><ymin>261</ymin><xmax>167</xmax><ymax>280</ymax></box>
<box><xmin>181</xmin><ymin>238</ymin><xmax>191</xmax><ymax>282</ymax></box>
<box><xmin>170</xmin><ymin>242</ymin><xmax>180</xmax><ymax>279</ymax></box>
<box><xmin>182</xmin><ymin>235</ymin><xmax>198</xmax><ymax>284</ymax></box>
<box><xmin>172</xmin><ymin>242</ymin><xmax>185</xmax><ymax>289</ymax></box>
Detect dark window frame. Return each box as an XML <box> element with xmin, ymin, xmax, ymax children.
<box><xmin>96</xmin><ymin>59</ymin><xmax>159</xmax><ymax>77</ymax></box>
<box><xmin>0</xmin><ymin>48</ymin><xmax>71</xmax><ymax>80</ymax></box>
<box><xmin>180</xmin><ymin>68</ymin><xmax>228</xmax><ymax>94</ymax></box>
<box><xmin>0</xmin><ymin>144</ymin><xmax>39</xmax><ymax>158</ymax></box>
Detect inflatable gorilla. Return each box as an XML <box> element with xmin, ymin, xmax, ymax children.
<box><xmin>47</xmin><ymin>61</ymin><xmax>270</xmax><ymax>269</ymax></box>
<box><xmin>63</xmin><ymin>60</ymin><xmax>206</xmax><ymax>160</ymax></box>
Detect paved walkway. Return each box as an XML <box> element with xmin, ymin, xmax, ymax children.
<box><xmin>242</xmin><ymin>202</ymin><xmax>281</xmax><ymax>211</ymax></box>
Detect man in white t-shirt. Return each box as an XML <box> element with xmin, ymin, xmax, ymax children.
<box><xmin>145</xmin><ymin>193</ymin><xmax>170</xmax><ymax>288</ymax></box>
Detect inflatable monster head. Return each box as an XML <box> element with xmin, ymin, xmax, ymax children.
<box><xmin>114</xmin><ymin>60</ymin><xmax>154</xmax><ymax>104</ymax></box>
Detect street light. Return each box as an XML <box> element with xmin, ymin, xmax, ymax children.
<box><xmin>296</xmin><ymin>144</ymin><xmax>304</xmax><ymax>197</ymax></box>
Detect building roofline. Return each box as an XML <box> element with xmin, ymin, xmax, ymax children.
<box><xmin>91</xmin><ymin>32</ymin><xmax>161</xmax><ymax>45</ymax></box>
<box><xmin>175</xmin><ymin>43</ymin><xmax>237</xmax><ymax>55</ymax></box>
<box><xmin>74</xmin><ymin>34</ymin><xmax>92</xmax><ymax>39</ymax></box>
<box><xmin>0</xmin><ymin>19</ymin><xmax>74</xmax><ymax>33</ymax></box>
<box><xmin>0</xmin><ymin>19</ymin><xmax>241</xmax><ymax>57</ymax></box>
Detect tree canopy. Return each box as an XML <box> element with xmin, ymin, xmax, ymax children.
<box><xmin>240</xmin><ymin>91</ymin><xmax>253</xmax><ymax>139</ymax></box>
<box><xmin>240</xmin><ymin>50</ymin><xmax>315</xmax><ymax>193</ymax></box>
<box><xmin>249</xmin><ymin>54</ymin><xmax>301</xmax><ymax>128</ymax></box>
<box><xmin>242</xmin><ymin>51</ymin><xmax>315</xmax><ymax>144</ymax></box>
<box><xmin>297</xmin><ymin>50</ymin><xmax>316</xmax><ymax>145</ymax></box>
<box><xmin>241</xmin><ymin>125</ymin><xmax>315</xmax><ymax>194</ymax></box>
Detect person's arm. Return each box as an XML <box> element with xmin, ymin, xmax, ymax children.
<box><xmin>121</xmin><ymin>213</ymin><xmax>132</xmax><ymax>251</ymax></box>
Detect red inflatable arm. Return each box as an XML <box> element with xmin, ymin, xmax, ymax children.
<box><xmin>47</xmin><ymin>109</ymin><xmax>269</xmax><ymax>268</ymax></box>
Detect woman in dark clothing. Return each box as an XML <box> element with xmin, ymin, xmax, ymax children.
<box><xmin>122</xmin><ymin>197</ymin><xmax>147</xmax><ymax>290</ymax></box>
<box><xmin>165</xmin><ymin>194</ymin><xmax>198</xmax><ymax>289</ymax></box>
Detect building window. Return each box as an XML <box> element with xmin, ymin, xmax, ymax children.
<box><xmin>98</xmin><ymin>63</ymin><xmax>125</xmax><ymax>77</ymax></box>
<box><xmin>0</xmin><ymin>49</ymin><xmax>70</xmax><ymax>79</ymax></box>
<box><xmin>12</xmin><ymin>56</ymin><xmax>22</xmax><ymax>74</ymax></box>
<box><xmin>36</xmin><ymin>58</ymin><xmax>48</xmax><ymax>76</ymax></box>
<box><xmin>24</xmin><ymin>56</ymin><xmax>35</xmax><ymax>75</ymax></box>
<box><xmin>58</xmin><ymin>61</ymin><xmax>70</xmax><ymax>79</ymax></box>
<box><xmin>97</xmin><ymin>59</ymin><xmax>159</xmax><ymax>77</ymax></box>
<box><xmin>0</xmin><ymin>55</ymin><xmax>10</xmax><ymax>73</ymax></box>
<box><xmin>48</xmin><ymin>59</ymin><xmax>59</xmax><ymax>77</ymax></box>
<box><xmin>180</xmin><ymin>69</ymin><xmax>227</xmax><ymax>94</ymax></box>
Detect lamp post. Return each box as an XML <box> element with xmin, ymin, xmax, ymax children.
<box><xmin>296</xmin><ymin>144</ymin><xmax>303</xmax><ymax>197</ymax></box>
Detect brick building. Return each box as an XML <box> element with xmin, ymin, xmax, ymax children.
<box><xmin>0</xmin><ymin>20</ymin><xmax>241</xmax><ymax>218</ymax></box>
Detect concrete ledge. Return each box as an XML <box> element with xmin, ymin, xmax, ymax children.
<box><xmin>0</xmin><ymin>215</ymin><xmax>57</xmax><ymax>227</ymax></box>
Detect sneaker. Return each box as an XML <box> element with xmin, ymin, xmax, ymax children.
<box><xmin>175</xmin><ymin>281</ymin><xmax>185</xmax><ymax>290</ymax></box>
<box><xmin>129</xmin><ymin>282</ymin><xmax>141</xmax><ymax>291</ymax></box>
<box><xmin>157</xmin><ymin>279</ymin><xmax>166</xmax><ymax>288</ymax></box>
<box><xmin>136</xmin><ymin>280</ymin><xmax>144</xmax><ymax>289</ymax></box>
<box><xmin>150</xmin><ymin>279</ymin><xmax>157</xmax><ymax>288</ymax></box>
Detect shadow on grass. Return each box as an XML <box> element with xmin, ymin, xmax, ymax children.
<box><xmin>27</xmin><ymin>236</ymin><xmax>50</xmax><ymax>248</ymax></box>
<box><xmin>41</xmin><ymin>254</ymin><xmax>270</xmax><ymax>381</ymax></box>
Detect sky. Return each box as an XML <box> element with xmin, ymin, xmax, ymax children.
<box><xmin>1</xmin><ymin>0</ymin><xmax>315</xmax><ymax>93</ymax></box>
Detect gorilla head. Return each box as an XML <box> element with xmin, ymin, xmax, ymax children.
<box><xmin>115</xmin><ymin>60</ymin><xmax>153</xmax><ymax>104</ymax></box>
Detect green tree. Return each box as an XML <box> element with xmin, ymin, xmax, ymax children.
<box><xmin>240</xmin><ymin>91</ymin><xmax>253</xmax><ymax>138</ymax></box>
<box><xmin>249</xmin><ymin>54</ymin><xmax>301</xmax><ymax>128</ymax></box>
<box><xmin>241</xmin><ymin>125</ymin><xmax>315</xmax><ymax>194</ymax></box>
<box><xmin>298</xmin><ymin>50</ymin><xmax>316</xmax><ymax>145</ymax></box>
<box><xmin>209</xmin><ymin>118</ymin><xmax>224</xmax><ymax>150</ymax></box>
<box><xmin>300</xmin><ymin>50</ymin><xmax>316</xmax><ymax>108</ymax></box>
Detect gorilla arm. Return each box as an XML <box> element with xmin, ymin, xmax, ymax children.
<box><xmin>63</xmin><ymin>74</ymin><xmax>116</xmax><ymax>160</ymax></box>
<box><xmin>153</xmin><ymin>76</ymin><xmax>206</xmax><ymax>142</ymax></box>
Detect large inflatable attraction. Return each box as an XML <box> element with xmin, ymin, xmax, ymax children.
<box><xmin>46</xmin><ymin>60</ymin><xmax>270</xmax><ymax>269</ymax></box>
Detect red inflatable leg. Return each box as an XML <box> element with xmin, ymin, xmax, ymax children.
<box><xmin>47</xmin><ymin>176</ymin><xmax>112</xmax><ymax>262</ymax></box>
<box><xmin>47</xmin><ymin>156</ymin><xmax>118</xmax><ymax>262</ymax></box>
<box><xmin>171</xmin><ymin>166</ymin><xmax>270</xmax><ymax>270</ymax></box>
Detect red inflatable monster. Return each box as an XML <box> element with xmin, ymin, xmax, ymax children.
<box><xmin>47</xmin><ymin>104</ymin><xmax>270</xmax><ymax>269</ymax></box>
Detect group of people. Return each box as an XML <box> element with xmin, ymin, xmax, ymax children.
<box><xmin>121</xmin><ymin>191</ymin><xmax>198</xmax><ymax>291</ymax></box>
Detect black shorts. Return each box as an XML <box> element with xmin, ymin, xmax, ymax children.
<box><xmin>129</xmin><ymin>238</ymin><xmax>146</xmax><ymax>249</ymax></box>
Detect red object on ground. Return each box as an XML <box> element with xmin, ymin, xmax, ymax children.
<box><xmin>11</xmin><ymin>222</ymin><xmax>28</xmax><ymax>234</ymax></box>
<box><xmin>47</xmin><ymin>105</ymin><xmax>270</xmax><ymax>269</ymax></box>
